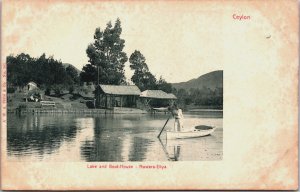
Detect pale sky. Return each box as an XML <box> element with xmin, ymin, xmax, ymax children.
<box><xmin>3</xmin><ymin>1</ymin><xmax>225</xmax><ymax>83</ymax></box>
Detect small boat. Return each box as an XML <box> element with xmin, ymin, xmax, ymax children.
<box><xmin>166</xmin><ymin>126</ymin><xmax>216</xmax><ymax>140</ymax></box>
<box><xmin>152</xmin><ymin>107</ymin><xmax>169</xmax><ymax>112</ymax></box>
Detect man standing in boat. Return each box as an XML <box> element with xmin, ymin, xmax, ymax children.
<box><xmin>170</xmin><ymin>104</ymin><xmax>184</xmax><ymax>132</ymax></box>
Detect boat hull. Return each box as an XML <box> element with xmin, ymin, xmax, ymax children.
<box><xmin>166</xmin><ymin>127</ymin><xmax>216</xmax><ymax>139</ymax></box>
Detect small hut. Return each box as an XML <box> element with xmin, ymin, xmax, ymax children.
<box><xmin>139</xmin><ymin>90</ymin><xmax>177</xmax><ymax>110</ymax></box>
<box><xmin>95</xmin><ymin>84</ymin><xmax>141</xmax><ymax>109</ymax></box>
<box><xmin>26</xmin><ymin>81</ymin><xmax>38</xmax><ymax>91</ymax></box>
<box><xmin>24</xmin><ymin>81</ymin><xmax>43</xmax><ymax>102</ymax></box>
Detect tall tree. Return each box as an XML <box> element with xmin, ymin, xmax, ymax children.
<box><xmin>83</xmin><ymin>18</ymin><xmax>128</xmax><ymax>85</ymax></box>
<box><xmin>66</xmin><ymin>65</ymin><xmax>80</xmax><ymax>84</ymax></box>
<box><xmin>80</xmin><ymin>64</ymin><xmax>97</xmax><ymax>83</ymax></box>
<box><xmin>156</xmin><ymin>76</ymin><xmax>172</xmax><ymax>93</ymax></box>
<box><xmin>129</xmin><ymin>50</ymin><xmax>156</xmax><ymax>91</ymax></box>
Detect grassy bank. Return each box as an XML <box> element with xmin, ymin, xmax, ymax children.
<box><xmin>7</xmin><ymin>92</ymin><xmax>148</xmax><ymax>114</ymax></box>
<box><xmin>8</xmin><ymin>91</ymin><xmax>222</xmax><ymax>114</ymax></box>
<box><xmin>8</xmin><ymin>92</ymin><xmax>91</xmax><ymax>112</ymax></box>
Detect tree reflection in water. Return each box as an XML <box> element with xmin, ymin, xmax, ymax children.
<box><xmin>80</xmin><ymin>116</ymin><xmax>154</xmax><ymax>161</ymax></box>
<box><xmin>128</xmin><ymin>137</ymin><xmax>153</xmax><ymax>161</ymax></box>
<box><xmin>80</xmin><ymin>117</ymin><xmax>123</xmax><ymax>161</ymax></box>
<box><xmin>7</xmin><ymin>114</ymin><xmax>78</xmax><ymax>158</ymax></box>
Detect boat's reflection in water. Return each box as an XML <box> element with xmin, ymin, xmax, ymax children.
<box><xmin>158</xmin><ymin>130</ymin><xmax>222</xmax><ymax>161</ymax></box>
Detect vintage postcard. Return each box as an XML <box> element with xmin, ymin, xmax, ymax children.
<box><xmin>1</xmin><ymin>0</ymin><xmax>298</xmax><ymax>190</ymax></box>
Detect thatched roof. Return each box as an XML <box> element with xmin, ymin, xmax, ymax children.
<box><xmin>166</xmin><ymin>93</ymin><xmax>177</xmax><ymax>99</ymax></box>
<box><xmin>140</xmin><ymin>90</ymin><xmax>177</xmax><ymax>99</ymax></box>
<box><xmin>98</xmin><ymin>84</ymin><xmax>141</xmax><ymax>95</ymax></box>
<box><xmin>27</xmin><ymin>81</ymin><xmax>37</xmax><ymax>87</ymax></box>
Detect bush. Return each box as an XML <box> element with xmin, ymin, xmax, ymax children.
<box><xmin>7</xmin><ymin>87</ymin><xmax>15</xmax><ymax>93</ymax></box>
<box><xmin>19</xmin><ymin>104</ymin><xmax>27</xmax><ymax>109</ymax></box>
<box><xmin>86</xmin><ymin>101</ymin><xmax>95</xmax><ymax>108</ymax></box>
<box><xmin>69</xmin><ymin>86</ymin><xmax>74</xmax><ymax>94</ymax></box>
<box><xmin>52</xmin><ymin>84</ymin><xmax>64</xmax><ymax>96</ymax></box>
<box><xmin>45</xmin><ymin>88</ymin><xmax>51</xmax><ymax>96</ymax></box>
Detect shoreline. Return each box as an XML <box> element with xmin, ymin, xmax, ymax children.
<box><xmin>8</xmin><ymin>106</ymin><xmax>223</xmax><ymax>114</ymax></box>
<box><xmin>188</xmin><ymin>109</ymin><xmax>223</xmax><ymax>112</ymax></box>
<box><xmin>7</xmin><ymin>107</ymin><xmax>148</xmax><ymax>114</ymax></box>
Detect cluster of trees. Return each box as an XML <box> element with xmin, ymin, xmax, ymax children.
<box><xmin>7</xmin><ymin>18</ymin><xmax>174</xmax><ymax>97</ymax></box>
<box><xmin>173</xmin><ymin>87</ymin><xmax>223</xmax><ymax>109</ymax></box>
<box><xmin>7</xmin><ymin>53</ymin><xmax>79</xmax><ymax>94</ymax></box>
<box><xmin>80</xmin><ymin>18</ymin><xmax>172</xmax><ymax>93</ymax></box>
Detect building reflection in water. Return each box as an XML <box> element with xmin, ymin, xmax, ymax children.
<box><xmin>80</xmin><ymin>115</ymin><xmax>154</xmax><ymax>162</ymax></box>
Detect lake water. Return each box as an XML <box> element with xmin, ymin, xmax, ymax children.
<box><xmin>7</xmin><ymin>111</ymin><xmax>223</xmax><ymax>161</ymax></box>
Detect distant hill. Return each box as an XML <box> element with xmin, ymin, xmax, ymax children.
<box><xmin>172</xmin><ymin>70</ymin><xmax>223</xmax><ymax>91</ymax></box>
<box><xmin>62</xmin><ymin>63</ymin><xmax>81</xmax><ymax>74</ymax></box>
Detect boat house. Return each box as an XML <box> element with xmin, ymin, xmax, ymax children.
<box><xmin>95</xmin><ymin>84</ymin><xmax>141</xmax><ymax>108</ymax></box>
<box><xmin>139</xmin><ymin>90</ymin><xmax>177</xmax><ymax>110</ymax></box>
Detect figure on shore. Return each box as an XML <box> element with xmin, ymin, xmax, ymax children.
<box><xmin>171</xmin><ymin>104</ymin><xmax>184</xmax><ymax>132</ymax></box>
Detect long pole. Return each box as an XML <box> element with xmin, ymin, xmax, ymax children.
<box><xmin>157</xmin><ymin>116</ymin><xmax>170</xmax><ymax>138</ymax></box>
<box><xmin>97</xmin><ymin>65</ymin><xmax>99</xmax><ymax>85</ymax></box>
<box><xmin>158</xmin><ymin>137</ymin><xmax>171</xmax><ymax>160</ymax></box>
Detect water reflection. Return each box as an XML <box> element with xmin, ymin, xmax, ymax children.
<box><xmin>158</xmin><ymin>138</ymin><xmax>181</xmax><ymax>161</ymax></box>
<box><xmin>7</xmin><ymin>114</ymin><xmax>79</xmax><ymax>159</ymax></box>
<box><xmin>158</xmin><ymin>128</ymin><xmax>222</xmax><ymax>161</ymax></box>
<box><xmin>80</xmin><ymin>116</ymin><xmax>154</xmax><ymax>162</ymax></box>
<box><xmin>80</xmin><ymin>117</ymin><xmax>124</xmax><ymax>161</ymax></box>
<box><xmin>7</xmin><ymin>111</ymin><xmax>223</xmax><ymax>161</ymax></box>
